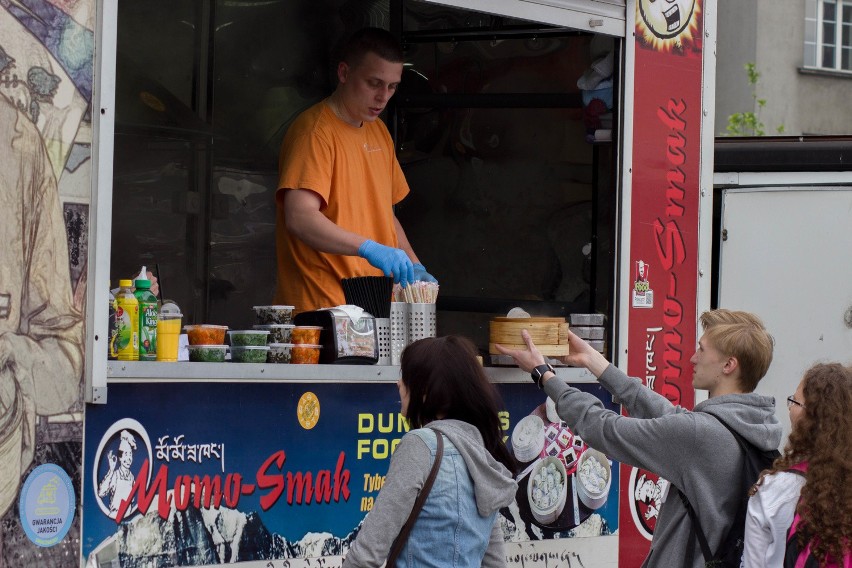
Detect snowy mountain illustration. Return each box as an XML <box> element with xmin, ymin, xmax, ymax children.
<box><xmin>86</xmin><ymin>492</ymin><xmax>610</xmax><ymax>567</ymax></box>
<box><xmin>86</xmin><ymin>491</ymin><xmax>362</xmax><ymax>567</ymax></box>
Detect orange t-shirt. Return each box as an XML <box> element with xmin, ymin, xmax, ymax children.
<box><xmin>274</xmin><ymin>101</ymin><xmax>410</xmax><ymax>313</ymax></box>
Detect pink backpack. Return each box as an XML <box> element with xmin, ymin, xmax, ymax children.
<box><xmin>784</xmin><ymin>464</ymin><xmax>851</xmax><ymax>568</ymax></box>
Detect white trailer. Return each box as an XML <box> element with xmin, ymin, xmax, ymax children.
<box><xmin>715</xmin><ymin>138</ymin><xmax>852</xmax><ymax>442</ymax></box>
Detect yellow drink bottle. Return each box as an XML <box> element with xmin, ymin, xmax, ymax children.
<box><xmin>115</xmin><ymin>279</ymin><xmax>139</xmax><ymax>361</ymax></box>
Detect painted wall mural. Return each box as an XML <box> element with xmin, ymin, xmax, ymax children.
<box><xmin>0</xmin><ymin>0</ymin><xmax>92</xmax><ymax>565</ymax></box>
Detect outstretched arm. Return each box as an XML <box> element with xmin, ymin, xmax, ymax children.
<box><xmin>497</xmin><ymin>329</ymin><xmax>678</xmax><ymax>419</ymax></box>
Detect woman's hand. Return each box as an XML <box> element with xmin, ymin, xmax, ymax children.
<box><xmin>494</xmin><ymin>330</ymin><xmax>547</xmax><ymax>373</ymax></box>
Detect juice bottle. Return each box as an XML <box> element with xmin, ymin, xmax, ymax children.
<box><xmin>134</xmin><ymin>277</ymin><xmax>159</xmax><ymax>361</ymax></box>
<box><xmin>108</xmin><ymin>283</ymin><xmax>118</xmax><ymax>360</ymax></box>
<box><xmin>156</xmin><ymin>300</ymin><xmax>183</xmax><ymax>362</ymax></box>
<box><xmin>115</xmin><ymin>279</ymin><xmax>139</xmax><ymax>361</ymax></box>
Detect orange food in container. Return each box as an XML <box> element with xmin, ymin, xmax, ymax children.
<box><xmin>291</xmin><ymin>326</ymin><xmax>322</xmax><ymax>345</ymax></box>
<box><xmin>184</xmin><ymin>324</ymin><xmax>228</xmax><ymax>345</ymax></box>
<box><xmin>291</xmin><ymin>344</ymin><xmax>322</xmax><ymax>364</ymax></box>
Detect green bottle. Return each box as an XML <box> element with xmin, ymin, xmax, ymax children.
<box><xmin>134</xmin><ymin>277</ymin><xmax>159</xmax><ymax>361</ymax></box>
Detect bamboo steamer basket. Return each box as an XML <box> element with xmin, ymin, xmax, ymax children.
<box><xmin>489</xmin><ymin>317</ymin><xmax>569</xmax><ymax>356</ymax></box>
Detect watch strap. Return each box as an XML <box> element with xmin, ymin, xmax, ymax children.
<box><xmin>531</xmin><ymin>363</ymin><xmax>555</xmax><ymax>388</ymax></box>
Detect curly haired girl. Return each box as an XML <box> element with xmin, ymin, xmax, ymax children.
<box><xmin>743</xmin><ymin>362</ymin><xmax>852</xmax><ymax>567</ymax></box>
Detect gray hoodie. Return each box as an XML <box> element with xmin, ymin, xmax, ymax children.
<box><xmin>343</xmin><ymin>419</ymin><xmax>517</xmax><ymax>567</ymax></box>
<box><xmin>544</xmin><ymin>364</ymin><xmax>781</xmax><ymax>568</ymax></box>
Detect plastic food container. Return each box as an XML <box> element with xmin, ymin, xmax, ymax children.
<box><xmin>230</xmin><ymin>345</ymin><xmax>270</xmax><ymax>363</ymax></box>
<box><xmin>576</xmin><ymin>448</ymin><xmax>611</xmax><ymax>510</ymax></box>
<box><xmin>253</xmin><ymin>305</ymin><xmax>295</xmax><ymax>325</ymax></box>
<box><xmin>512</xmin><ymin>415</ymin><xmax>546</xmax><ymax>463</ymax></box>
<box><xmin>253</xmin><ymin>324</ymin><xmax>294</xmax><ymax>344</ymax></box>
<box><xmin>228</xmin><ymin>330</ymin><xmax>270</xmax><ymax>347</ymax></box>
<box><xmin>184</xmin><ymin>324</ymin><xmax>228</xmax><ymax>345</ymax></box>
<box><xmin>527</xmin><ymin>456</ymin><xmax>568</xmax><ymax>525</ymax></box>
<box><xmin>291</xmin><ymin>344</ymin><xmax>322</xmax><ymax>364</ymax></box>
<box><xmin>569</xmin><ymin>313</ymin><xmax>605</xmax><ymax>327</ymax></box>
<box><xmin>187</xmin><ymin>345</ymin><xmax>228</xmax><ymax>363</ymax></box>
<box><xmin>291</xmin><ymin>326</ymin><xmax>323</xmax><ymax>345</ymax></box>
<box><xmin>267</xmin><ymin>343</ymin><xmax>295</xmax><ymax>364</ymax></box>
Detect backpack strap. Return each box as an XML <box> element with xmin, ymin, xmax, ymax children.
<box><xmin>678</xmin><ymin>413</ymin><xmax>776</xmax><ymax>564</ymax></box>
<box><xmin>678</xmin><ymin>487</ymin><xmax>715</xmax><ymax>562</ymax></box>
<box><xmin>709</xmin><ymin>414</ymin><xmax>751</xmax><ymax>451</ymax></box>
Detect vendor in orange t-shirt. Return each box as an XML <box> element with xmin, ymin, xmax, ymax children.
<box><xmin>275</xmin><ymin>27</ymin><xmax>436</xmax><ymax>314</ymax></box>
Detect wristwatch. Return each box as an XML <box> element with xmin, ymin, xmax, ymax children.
<box><xmin>530</xmin><ymin>363</ymin><xmax>555</xmax><ymax>389</ymax></box>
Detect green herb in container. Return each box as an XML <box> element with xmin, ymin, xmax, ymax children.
<box><xmin>230</xmin><ymin>345</ymin><xmax>269</xmax><ymax>363</ymax></box>
<box><xmin>188</xmin><ymin>345</ymin><xmax>228</xmax><ymax>362</ymax></box>
<box><xmin>228</xmin><ymin>330</ymin><xmax>269</xmax><ymax>346</ymax></box>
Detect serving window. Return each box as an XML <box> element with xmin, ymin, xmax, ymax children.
<box><xmin>109</xmin><ymin>0</ymin><xmax>620</xmax><ymax>355</ymax></box>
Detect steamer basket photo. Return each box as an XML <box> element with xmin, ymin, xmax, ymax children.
<box><xmin>526</xmin><ymin>456</ymin><xmax>568</xmax><ymax>525</ymax></box>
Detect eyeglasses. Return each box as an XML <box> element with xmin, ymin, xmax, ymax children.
<box><xmin>786</xmin><ymin>396</ymin><xmax>805</xmax><ymax>409</ymax></box>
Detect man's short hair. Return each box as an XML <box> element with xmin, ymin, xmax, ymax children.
<box><xmin>699</xmin><ymin>309</ymin><xmax>774</xmax><ymax>392</ymax></box>
<box><xmin>341</xmin><ymin>27</ymin><xmax>403</xmax><ymax>68</ymax></box>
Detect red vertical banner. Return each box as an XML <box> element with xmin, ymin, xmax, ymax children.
<box><xmin>620</xmin><ymin>0</ymin><xmax>704</xmax><ymax>565</ymax></box>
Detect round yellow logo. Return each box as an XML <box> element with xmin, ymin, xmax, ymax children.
<box><xmin>297</xmin><ymin>392</ymin><xmax>320</xmax><ymax>430</ymax></box>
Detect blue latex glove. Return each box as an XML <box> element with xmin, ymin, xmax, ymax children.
<box><xmin>412</xmin><ymin>263</ymin><xmax>438</xmax><ymax>284</ymax></box>
<box><xmin>358</xmin><ymin>240</ymin><xmax>414</xmax><ymax>285</ymax></box>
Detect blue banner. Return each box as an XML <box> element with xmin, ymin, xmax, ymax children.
<box><xmin>83</xmin><ymin>380</ymin><xmax>619</xmax><ymax>565</ymax></box>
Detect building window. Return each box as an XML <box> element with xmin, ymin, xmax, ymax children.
<box><xmin>805</xmin><ymin>0</ymin><xmax>852</xmax><ymax>71</ymax></box>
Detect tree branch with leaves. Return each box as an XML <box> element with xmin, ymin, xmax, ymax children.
<box><xmin>725</xmin><ymin>63</ymin><xmax>785</xmax><ymax>136</ymax></box>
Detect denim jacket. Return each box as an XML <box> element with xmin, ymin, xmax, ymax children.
<box><xmin>396</xmin><ymin>428</ymin><xmax>495</xmax><ymax>567</ymax></box>
<box><xmin>343</xmin><ymin>419</ymin><xmax>517</xmax><ymax>568</ymax></box>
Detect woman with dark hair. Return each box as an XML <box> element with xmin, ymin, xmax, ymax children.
<box><xmin>342</xmin><ymin>336</ymin><xmax>517</xmax><ymax>568</ymax></box>
<box><xmin>743</xmin><ymin>363</ymin><xmax>852</xmax><ymax>567</ymax></box>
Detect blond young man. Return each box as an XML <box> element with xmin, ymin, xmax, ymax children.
<box><xmin>497</xmin><ymin>309</ymin><xmax>781</xmax><ymax>568</ymax></box>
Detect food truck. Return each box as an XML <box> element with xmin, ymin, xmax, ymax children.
<box><xmin>0</xmin><ymin>0</ymin><xmax>723</xmax><ymax>566</ymax></box>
